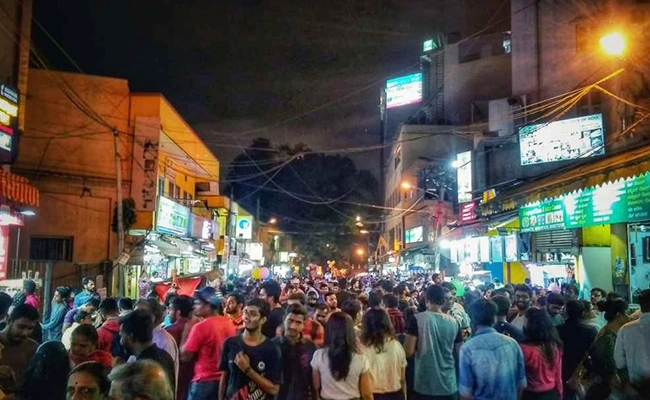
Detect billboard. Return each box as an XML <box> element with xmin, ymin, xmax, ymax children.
<box><xmin>0</xmin><ymin>85</ymin><xmax>18</xmax><ymax>160</ymax></box>
<box><xmin>156</xmin><ymin>196</ymin><xmax>190</xmax><ymax>236</ymax></box>
<box><xmin>405</xmin><ymin>226</ymin><xmax>424</xmax><ymax>244</ymax></box>
<box><xmin>386</xmin><ymin>73</ymin><xmax>423</xmax><ymax>109</ymax></box>
<box><xmin>456</xmin><ymin>151</ymin><xmax>473</xmax><ymax>203</ymax></box>
<box><xmin>519</xmin><ymin>114</ymin><xmax>605</xmax><ymax>166</ymax></box>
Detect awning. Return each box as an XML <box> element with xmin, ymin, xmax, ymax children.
<box><xmin>483</xmin><ymin>142</ymin><xmax>650</xmax><ymax>214</ymax></box>
<box><xmin>402</xmin><ymin>243</ymin><xmax>431</xmax><ymax>255</ymax></box>
<box><xmin>0</xmin><ymin>170</ymin><xmax>38</xmax><ymax>207</ymax></box>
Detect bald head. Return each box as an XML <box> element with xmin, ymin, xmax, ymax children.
<box><xmin>108</xmin><ymin>360</ymin><xmax>173</xmax><ymax>400</ymax></box>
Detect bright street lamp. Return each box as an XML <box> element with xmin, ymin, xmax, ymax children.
<box><xmin>360</xmin><ymin>229</ymin><xmax>369</xmax><ymax>234</ymax></box>
<box><xmin>356</xmin><ymin>248</ymin><xmax>365</xmax><ymax>256</ymax></box>
<box><xmin>600</xmin><ymin>32</ymin><xmax>626</xmax><ymax>57</ymax></box>
<box><xmin>268</xmin><ymin>217</ymin><xmax>277</xmax><ymax>224</ymax></box>
<box><xmin>400</xmin><ymin>182</ymin><xmax>412</xmax><ymax>190</ymax></box>
<box><xmin>356</xmin><ymin>215</ymin><xmax>362</xmax><ymax>222</ymax></box>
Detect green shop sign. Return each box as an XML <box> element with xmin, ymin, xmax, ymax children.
<box><xmin>520</xmin><ymin>173</ymin><xmax>650</xmax><ymax>232</ymax></box>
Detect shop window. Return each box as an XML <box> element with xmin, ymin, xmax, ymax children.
<box><xmin>158</xmin><ymin>177</ymin><xmax>165</xmax><ymax>198</ymax></box>
<box><xmin>575</xmin><ymin>20</ymin><xmax>594</xmax><ymax>53</ymax></box>
<box><xmin>29</xmin><ymin>236</ymin><xmax>73</xmax><ymax>262</ymax></box>
<box><xmin>394</xmin><ymin>146</ymin><xmax>402</xmax><ymax>170</ymax></box>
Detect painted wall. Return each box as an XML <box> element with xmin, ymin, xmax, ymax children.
<box><xmin>12</xmin><ymin>70</ymin><xmax>132</xmax><ymax>263</ymax></box>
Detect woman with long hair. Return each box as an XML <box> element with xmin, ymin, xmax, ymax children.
<box><xmin>14</xmin><ymin>341</ymin><xmax>70</xmax><ymax>400</ymax></box>
<box><xmin>311</xmin><ymin>312</ymin><xmax>373</xmax><ymax>400</ymax></box>
<box><xmin>521</xmin><ymin>307</ymin><xmax>564</xmax><ymax>400</ymax></box>
<box><xmin>584</xmin><ymin>298</ymin><xmax>630</xmax><ymax>400</ymax></box>
<box><xmin>360</xmin><ymin>308</ymin><xmax>406</xmax><ymax>400</ymax></box>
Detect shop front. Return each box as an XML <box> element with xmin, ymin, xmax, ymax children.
<box><xmin>125</xmin><ymin>196</ymin><xmax>219</xmax><ymax>299</ymax></box>
<box><xmin>483</xmin><ymin>142</ymin><xmax>650</xmax><ymax>304</ymax></box>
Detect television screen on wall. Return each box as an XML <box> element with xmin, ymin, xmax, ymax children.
<box><xmin>519</xmin><ymin>114</ymin><xmax>605</xmax><ymax>166</ymax></box>
<box><xmin>386</xmin><ymin>73</ymin><xmax>423</xmax><ymax>109</ymax></box>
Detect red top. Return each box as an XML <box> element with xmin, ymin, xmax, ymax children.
<box><xmin>303</xmin><ymin>317</ymin><xmax>324</xmax><ymax>346</ymax></box>
<box><xmin>387</xmin><ymin>308</ymin><xmax>406</xmax><ymax>335</ymax></box>
<box><xmin>183</xmin><ymin>315</ymin><xmax>236</xmax><ymax>382</ymax></box>
<box><xmin>520</xmin><ymin>343</ymin><xmax>563</xmax><ymax>397</ymax></box>
<box><xmin>97</xmin><ymin>318</ymin><xmax>120</xmax><ymax>352</ymax></box>
<box><xmin>70</xmin><ymin>350</ymin><xmax>114</xmax><ymax>369</ymax></box>
<box><xmin>24</xmin><ymin>294</ymin><xmax>40</xmax><ymax>310</ymax></box>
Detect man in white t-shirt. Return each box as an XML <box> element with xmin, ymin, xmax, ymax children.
<box><xmin>509</xmin><ymin>284</ymin><xmax>533</xmax><ymax>331</ymax></box>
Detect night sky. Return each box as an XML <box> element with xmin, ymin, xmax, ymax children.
<box><xmin>34</xmin><ymin>0</ymin><xmax>466</xmax><ymax>175</ymax></box>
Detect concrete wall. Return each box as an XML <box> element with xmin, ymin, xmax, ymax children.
<box><xmin>0</xmin><ymin>0</ymin><xmax>20</xmax><ymax>86</ymax></box>
<box><xmin>11</xmin><ymin>70</ymin><xmax>132</xmax><ymax>263</ymax></box>
<box><xmin>443</xmin><ymin>35</ymin><xmax>512</xmax><ymax>125</ymax></box>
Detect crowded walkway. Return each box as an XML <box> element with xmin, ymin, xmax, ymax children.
<box><xmin>0</xmin><ymin>275</ymin><xmax>648</xmax><ymax>400</ymax></box>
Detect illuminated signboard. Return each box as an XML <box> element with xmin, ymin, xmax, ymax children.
<box><xmin>519</xmin><ymin>114</ymin><xmax>605</xmax><ymax>166</ymax></box>
<box><xmin>405</xmin><ymin>226</ymin><xmax>424</xmax><ymax>244</ymax></box>
<box><xmin>460</xmin><ymin>201</ymin><xmax>477</xmax><ymax>223</ymax></box>
<box><xmin>479</xmin><ymin>236</ymin><xmax>491</xmax><ymax>263</ymax></box>
<box><xmin>504</xmin><ymin>234</ymin><xmax>518</xmax><ymax>262</ymax></box>
<box><xmin>190</xmin><ymin>214</ymin><xmax>214</xmax><ymax>240</ymax></box>
<box><xmin>386</xmin><ymin>73</ymin><xmax>423</xmax><ymax>109</ymax></box>
<box><xmin>456</xmin><ymin>151</ymin><xmax>473</xmax><ymax>203</ymax></box>
<box><xmin>236</xmin><ymin>216</ymin><xmax>253</xmax><ymax>240</ymax></box>
<box><xmin>490</xmin><ymin>236</ymin><xmax>504</xmax><ymax>262</ymax></box>
<box><xmin>520</xmin><ymin>173</ymin><xmax>650</xmax><ymax>233</ymax></box>
<box><xmin>0</xmin><ymin>85</ymin><xmax>18</xmax><ymax>155</ymax></box>
<box><xmin>423</xmin><ymin>39</ymin><xmax>436</xmax><ymax>52</ymax></box>
<box><xmin>156</xmin><ymin>196</ymin><xmax>190</xmax><ymax>236</ymax></box>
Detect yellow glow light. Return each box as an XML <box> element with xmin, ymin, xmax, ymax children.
<box><xmin>600</xmin><ymin>32</ymin><xmax>626</xmax><ymax>57</ymax></box>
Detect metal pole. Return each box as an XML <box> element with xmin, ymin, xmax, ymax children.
<box><xmin>256</xmin><ymin>197</ymin><xmax>261</xmax><ymax>242</ymax></box>
<box><xmin>14</xmin><ymin>227</ymin><xmax>20</xmax><ymax>260</ymax></box>
<box><xmin>225</xmin><ymin>187</ymin><xmax>234</xmax><ymax>278</ymax></box>
<box><xmin>43</xmin><ymin>261</ymin><xmax>52</xmax><ymax>320</ymax></box>
<box><xmin>114</xmin><ymin>130</ymin><xmax>125</xmax><ymax>297</ymax></box>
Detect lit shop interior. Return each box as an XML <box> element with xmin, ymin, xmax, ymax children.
<box><xmin>125</xmin><ymin>197</ymin><xmax>218</xmax><ymax>298</ymax></box>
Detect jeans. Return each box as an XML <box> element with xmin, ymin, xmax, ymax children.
<box><xmin>187</xmin><ymin>381</ymin><xmax>219</xmax><ymax>400</ymax></box>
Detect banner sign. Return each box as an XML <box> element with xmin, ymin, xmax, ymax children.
<box><xmin>520</xmin><ymin>174</ymin><xmax>650</xmax><ymax>233</ymax></box>
<box><xmin>156</xmin><ymin>196</ymin><xmax>190</xmax><ymax>236</ymax></box>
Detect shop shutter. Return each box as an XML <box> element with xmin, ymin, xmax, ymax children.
<box><xmin>532</xmin><ymin>230</ymin><xmax>575</xmax><ymax>253</ymax></box>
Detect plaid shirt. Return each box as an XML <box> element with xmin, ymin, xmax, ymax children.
<box><xmin>303</xmin><ymin>317</ymin><xmax>324</xmax><ymax>346</ymax></box>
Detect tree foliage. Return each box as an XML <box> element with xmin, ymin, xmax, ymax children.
<box><xmin>227</xmin><ymin>138</ymin><xmax>380</xmax><ymax>267</ymax></box>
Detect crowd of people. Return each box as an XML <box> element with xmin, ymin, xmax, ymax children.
<box><xmin>0</xmin><ymin>274</ymin><xmax>648</xmax><ymax>400</ymax></box>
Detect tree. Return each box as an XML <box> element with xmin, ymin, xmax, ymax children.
<box><xmin>227</xmin><ymin>138</ymin><xmax>381</xmax><ymax>268</ymax></box>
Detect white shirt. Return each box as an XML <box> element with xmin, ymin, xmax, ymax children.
<box><xmin>511</xmin><ymin>313</ymin><xmax>527</xmax><ymax>331</ymax></box>
<box><xmin>614</xmin><ymin>313</ymin><xmax>650</xmax><ymax>383</ymax></box>
<box><xmin>61</xmin><ymin>322</ymin><xmax>80</xmax><ymax>350</ymax></box>
<box><xmin>311</xmin><ymin>349</ymin><xmax>369</xmax><ymax>400</ymax></box>
<box><xmin>361</xmin><ymin>339</ymin><xmax>407</xmax><ymax>393</ymax></box>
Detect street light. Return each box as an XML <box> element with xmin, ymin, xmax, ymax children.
<box><xmin>600</xmin><ymin>31</ymin><xmax>626</xmax><ymax>57</ymax></box>
<box><xmin>360</xmin><ymin>229</ymin><xmax>369</xmax><ymax>234</ymax></box>
<box><xmin>268</xmin><ymin>217</ymin><xmax>277</xmax><ymax>224</ymax></box>
<box><xmin>356</xmin><ymin>248</ymin><xmax>365</xmax><ymax>256</ymax></box>
<box><xmin>400</xmin><ymin>182</ymin><xmax>412</xmax><ymax>190</ymax></box>
<box><xmin>356</xmin><ymin>215</ymin><xmax>362</xmax><ymax>222</ymax></box>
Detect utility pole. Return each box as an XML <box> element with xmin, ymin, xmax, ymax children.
<box><xmin>256</xmin><ymin>197</ymin><xmax>261</xmax><ymax>242</ymax></box>
<box><xmin>225</xmin><ymin>186</ymin><xmax>234</xmax><ymax>278</ymax></box>
<box><xmin>113</xmin><ymin>129</ymin><xmax>125</xmax><ymax>297</ymax></box>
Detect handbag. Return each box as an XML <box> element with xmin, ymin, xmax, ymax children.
<box><xmin>567</xmin><ymin>353</ymin><xmax>601</xmax><ymax>399</ymax></box>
